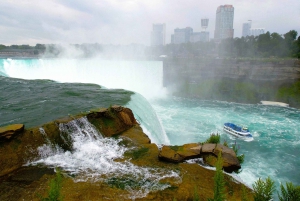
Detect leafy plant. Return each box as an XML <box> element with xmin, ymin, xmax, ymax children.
<box><xmin>278</xmin><ymin>182</ymin><xmax>300</xmax><ymax>201</ymax></box>
<box><xmin>205</xmin><ymin>133</ymin><xmax>220</xmax><ymax>144</ymax></box>
<box><xmin>252</xmin><ymin>177</ymin><xmax>275</xmax><ymax>201</ymax></box>
<box><xmin>208</xmin><ymin>152</ymin><xmax>226</xmax><ymax>201</ymax></box>
<box><xmin>40</xmin><ymin>168</ymin><xmax>63</xmax><ymax>201</ymax></box>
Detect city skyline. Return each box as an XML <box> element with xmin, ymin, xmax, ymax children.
<box><xmin>0</xmin><ymin>0</ymin><xmax>299</xmax><ymax>45</ymax></box>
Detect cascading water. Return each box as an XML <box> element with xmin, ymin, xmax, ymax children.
<box><xmin>1</xmin><ymin>58</ymin><xmax>300</xmax><ymax>200</ymax></box>
<box><xmin>32</xmin><ymin>117</ymin><xmax>180</xmax><ymax>199</ymax></box>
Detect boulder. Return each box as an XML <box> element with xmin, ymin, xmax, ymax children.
<box><xmin>0</xmin><ymin>124</ymin><xmax>24</xmax><ymax>141</ymax></box>
<box><xmin>158</xmin><ymin>143</ymin><xmax>201</xmax><ymax>163</ymax></box>
<box><xmin>202</xmin><ymin>143</ymin><xmax>241</xmax><ymax>173</ymax></box>
<box><xmin>214</xmin><ymin>144</ymin><xmax>241</xmax><ymax>173</ymax></box>
<box><xmin>87</xmin><ymin>105</ymin><xmax>138</xmax><ymax>137</ymax></box>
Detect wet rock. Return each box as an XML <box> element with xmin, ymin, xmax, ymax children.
<box><xmin>214</xmin><ymin>144</ymin><xmax>241</xmax><ymax>173</ymax></box>
<box><xmin>202</xmin><ymin>143</ymin><xmax>241</xmax><ymax>173</ymax></box>
<box><xmin>0</xmin><ymin>124</ymin><xmax>24</xmax><ymax>142</ymax></box>
<box><xmin>158</xmin><ymin>143</ymin><xmax>201</xmax><ymax>163</ymax></box>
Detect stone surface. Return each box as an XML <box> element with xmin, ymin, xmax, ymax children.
<box><xmin>201</xmin><ymin>143</ymin><xmax>216</xmax><ymax>153</ymax></box>
<box><xmin>214</xmin><ymin>144</ymin><xmax>241</xmax><ymax>173</ymax></box>
<box><xmin>202</xmin><ymin>143</ymin><xmax>241</xmax><ymax>173</ymax></box>
<box><xmin>158</xmin><ymin>143</ymin><xmax>202</xmax><ymax>163</ymax></box>
<box><xmin>0</xmin><ymin>124</ymin><xmax>24</xmax><ymax>141</ymax></box>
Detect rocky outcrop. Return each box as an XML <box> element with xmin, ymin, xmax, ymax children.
<box><xmin>0</xmin><ymin>124</ymin><xmax>24</xmax><ymax>141</ymax></box>
<box><xmin>87</xmin><ymin>105</ymin><xmax>138</xmax><ymax>137</ymax></box>
<box><xmin>203</xmin><ymin>143</ymin><xmax>241</xmax><ymax>173</ymax></box>
<box><xmin>158</xmin><ymin>143</ymin><xmax>201</xmax><ymax>163</ymax></box>
<box><xmin>158</xmin><ymin>143</ymin><xmax>241</xmax><ymax>173</ymax></box>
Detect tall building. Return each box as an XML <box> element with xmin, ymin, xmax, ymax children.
<box><xmin>171</xmin><ymin>27</ymin><xmax>193</xmax><ymax>44</ymax></box>
<box><xmin>214</xmin><ymin>5</ymin><xmax>234</xmax><ymax>40</ymax></box>
<box><xmin>242</xmin><ymin>21</ymin><xmax>252</xmax><ymax>37</ymax></box>
<box><xmin>151</xmin><ymin>23</ymin><xmax>166</xmax><ymax>46</ymax></box>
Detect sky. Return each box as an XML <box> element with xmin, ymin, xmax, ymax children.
<box><xmin>0</xmin><ymin>0</ymin><xmax>299</xmax><ymax>46</ymax></box>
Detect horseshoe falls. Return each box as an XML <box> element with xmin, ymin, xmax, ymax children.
<box><xmin>1</xmin><ymin>58</ymin><xmax>300</xmax><ymax>195</ymax></box>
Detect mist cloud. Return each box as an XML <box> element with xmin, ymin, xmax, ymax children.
<box><xmin>0</xmin><ymin>0</ymin><xmax>299</xmax><ymax>45</ymax></box>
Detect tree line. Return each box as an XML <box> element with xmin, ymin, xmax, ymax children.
<box><xmin>1</xmin><ymin>30</ymin><xmax>299</xmax><ymax>59</ymax></box>
<box><xmin>148</xmin><ymin>30</ymin><xmax>300</xmax><ymax>59</ymax></box>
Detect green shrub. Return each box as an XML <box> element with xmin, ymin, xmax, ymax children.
<box><xmin>40</xmin><ymin>168</ymin><xmax>63</xmax><ymax>201</ymax></box>
<box><xmin>208</xmin><ymin>152</ymin><xmax>226</xmax><ymax>201</ymax></box>
<box><xmin>205</xmin><ymin>133</ymin><xmax>220</xmax><ymax>144</ymax></box>
<box><xmin>252</xmin><ymin>177</ymin><xmax>275</xmax><ymax>201</ymax></box>
<box><xmin>278</xmin><ymin>182</ymin><xmax>300</xmax><ymax>201</ymax></box>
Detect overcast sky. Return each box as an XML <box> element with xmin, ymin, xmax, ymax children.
<box><xmin>0</xmin><ymin>0</ymin><xmax>299</xmax><ymax>46</ymax></box>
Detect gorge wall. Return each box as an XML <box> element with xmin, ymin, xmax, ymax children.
<box><xmin>163</xmin><ymin>58</ymin><xmax>300</xmax><ymax>107</ymax></box>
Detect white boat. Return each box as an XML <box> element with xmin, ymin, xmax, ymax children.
<box><xmin>260</xmin><ymin>101</ymin><xmax>289</xmax><ymax>107</ymax></box>
<box><xmin>223</xmin><ymin>123</ymin><xmax>253</xmax><ymax>139</ymax></box>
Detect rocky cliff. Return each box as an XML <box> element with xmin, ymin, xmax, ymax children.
<box><xmin>163</xmin><ymin>58</ymin><xmax>300</xmax><ymax>107</ymax></box>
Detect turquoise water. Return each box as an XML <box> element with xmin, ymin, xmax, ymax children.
<box><xmin>151</xmin><ymin>97</ymin><xmax>300</xmax><ymax>189</ymax></box>
<box><xmin>1</xmin><ymin>58</ymin><xmax>300</xmax><ymax>199</ymax></box>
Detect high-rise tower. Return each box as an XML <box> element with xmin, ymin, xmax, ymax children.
<box><xmin>214</xmin><ymin>5</ymin><xmax>234</xmax><ymax>40</ymax></box>
<box><xmin>242</xmin><ymin>20</ymin><xmax>252</xmax><ymax>37</ymax></box>
<box><xmin>151</xmin><ymin>23</ymin><xmax>166</xmax><ymax>46</ymax></box>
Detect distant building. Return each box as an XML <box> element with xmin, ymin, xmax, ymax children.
<box><xmin>201</xmin><ymin>18</ymin><xmax>209</xmax><ymax>30</ymax></box>
<box><xmin>190</xmin><ymin>32</ymin><xmax>209</xmax><ymax>42</ymax></box>
<box><xmin>171</xmin><ymin>27</ymin><xmax>193</xmax><ymax>44</ymax></box>
<box><xmin>151</xmin><ymin>23</ymin><xmax>166</xmax><ymax>46</ymax></box>
<box><xmin>251</xmin><ymin>28</ymin><xmax>265</xmax><ymax>37</ymax></box>
<box><xmin>214</xmin><ymin>5</ymin><xmax>234</xmax><ymax>40</ymax></box>
<box><xmin>242</xmin><ymin>21</ymin><xmax>252</xmax><ymax>37</ymax></box>
<box><xmin>242</xmin><ymin>20</ymin><xmax>265</xmax><ymax>37</ymax></box>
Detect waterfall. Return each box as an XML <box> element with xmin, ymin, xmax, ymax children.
<box><xmin>32</xmin><ymin>116</ymin><xmax>180</xmax><ymax>199</ymax></box>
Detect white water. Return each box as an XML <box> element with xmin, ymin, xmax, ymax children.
<box><xmin>32</xmin><ymin>117</ymin><xmax>180</xmax><ymax>199</ymax></box>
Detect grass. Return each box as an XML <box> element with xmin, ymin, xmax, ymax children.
<box><xmin>40</xmin><ymin>168</ymin><xmax>63</xmax><ymax>201</ymax></box>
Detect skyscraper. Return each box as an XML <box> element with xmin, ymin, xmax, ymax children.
<box><xmin>242</xmin><ymin>21</ymin><xmax>252</xmax><ymax>37</ymax></box>
<box><xmin>214</xmin><ymin>5</ymin><xmax>234</xmax><ymax>40</ymax></box>
<box><xmin>151</xmin><ymin>23</ymin><xmax>166</xmax><ymax>46</ymax></box>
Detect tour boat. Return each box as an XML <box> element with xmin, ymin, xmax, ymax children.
<box><xmin>223</xmin><ymin>123</ymin><xmax>253</xmax><ymax>139</ymax></box>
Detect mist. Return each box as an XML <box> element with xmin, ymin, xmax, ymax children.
<box><xmin>0</xmin><ymin>0</ymin><xmax>299</xmax><ymax>45</ymax></box>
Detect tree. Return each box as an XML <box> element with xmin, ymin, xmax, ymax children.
<box><xmin>278</xmin><ymin>182</ymin><xmax>300</xmax><ymax>201</ymax></box>
<box><xmin>252</xmin><ymin>177</ymin><xmax>275</xmax><ymax>201</ymax></box>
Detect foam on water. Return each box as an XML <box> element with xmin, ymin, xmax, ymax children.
<box><xmin>31</xmin><ymin>117</ymin><xmax>180</xmax><ymax>199</ymax></box>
